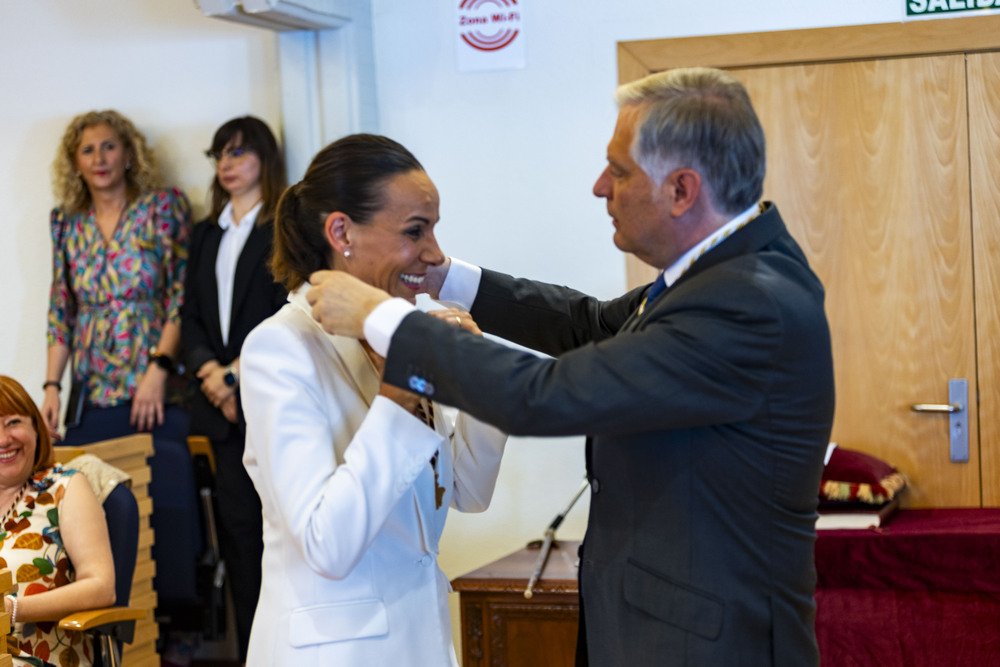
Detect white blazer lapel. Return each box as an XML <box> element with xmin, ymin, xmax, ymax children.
<box><xmin>289</xmin><ymin>284</ymin><xmax>446</xmax><ymax>553</ymax></box>
<box><xmin>411</xmin><ymin>400</ymin><xmax>450</xmax><ymax>553</ymax></box>
<box><xmin>288</xmin><ymin>285</ymin><xmax>379</xmax><ymax>406</ymax></box>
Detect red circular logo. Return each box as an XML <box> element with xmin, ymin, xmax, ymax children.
<box><xmin>458</xmin><ymin>0</ymin><xmax>522</xmax><ymax>52</ymax></box>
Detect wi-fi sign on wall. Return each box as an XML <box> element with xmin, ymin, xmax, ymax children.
<box><xmin>457</xmin><ymin>0</ymin><xmax>522</xmax><ymax>52</ymax></box>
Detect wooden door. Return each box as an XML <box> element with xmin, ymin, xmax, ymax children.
<box><xmin>617</xmin><ymin>16</ymin><xmax>1000</xmax><ymax>507</ymax></box>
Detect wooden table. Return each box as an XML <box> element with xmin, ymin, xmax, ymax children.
<box><xmin>452</xmin><ymin>540</ymin><xmax>581</xmax><ymax>667</ymax></box>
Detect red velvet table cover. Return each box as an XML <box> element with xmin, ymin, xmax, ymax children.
<box><xmin>815</xmin><ymin>508</ymin><xmax>1000</xmax><ymax>591</ymax></box>
<box><xmin>815</xmin><ymin>508</ymin><xmax>1000</xmax><ymax>666</ymax></box>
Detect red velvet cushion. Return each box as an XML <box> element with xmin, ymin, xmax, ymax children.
<box><xmin>820</xmin><ymin>445</ymin><xmax>907</xmax><ymax>505</ymax></box>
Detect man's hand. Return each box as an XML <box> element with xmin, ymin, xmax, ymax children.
<box><xmin>426</xmin><ymin>307</ymin><xmax>482</xmax><ymax>335</ymax></box>
<box><xmin>418</xmin><ymin>258</ymin><xmax>452</xmax><ymax>300</ymax></box>
<box><xmin>307</xmin><ymin>270</ymin><xmax>392</xmax><ymax>338</ymax></box>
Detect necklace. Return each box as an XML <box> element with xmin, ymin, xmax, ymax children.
<box><xmin>1</xmin><ymin>480</ymin><xmax>29</xmax><ymax>528</ymax></box>
<box><xmin>359</xmin><ymin>343</ymin><xmax>445</xmax><ymax>509</ymax></box>
<box><xmin>415</xmin><ymin>400</ymin><xmax>445</xmax><ymax>509</ymax></box>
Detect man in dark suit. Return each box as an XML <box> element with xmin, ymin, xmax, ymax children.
<box><xmin>306</xmin><ymin>67</ymin><xmax>835</xmax><ymax>666</ymax></box>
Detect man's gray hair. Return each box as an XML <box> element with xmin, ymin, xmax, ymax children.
<box><xmin>615</xmin><ymin>67</ymin><xmax>766</xmax><ymax>215</ymax></box>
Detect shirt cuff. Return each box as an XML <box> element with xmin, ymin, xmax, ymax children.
<box><xmin>438</xmin><ymin>257</ymin><xmax>482</xmax><ymax>310</ymax></box>
<box><xmin>364</xmin><ymin>298</ymin><xmax>416</xmax><ymax>357</ymax></box>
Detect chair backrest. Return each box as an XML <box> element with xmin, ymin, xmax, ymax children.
<box><xmin>102</xmin><ymin>484</ymin><xmax>139</xmax><ymax>607</ymax></box>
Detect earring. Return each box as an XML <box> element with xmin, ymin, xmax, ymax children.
<box><xmin>125</xmin><ymin>163</ymin><xmax>132</xmax><ymax>170</ymax></box>
<box><xmin>344</xmin><ymin>250</ymin><xmax>351</xmax><ymax>258</ymax></box>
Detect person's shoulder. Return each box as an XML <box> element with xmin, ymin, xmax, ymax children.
<box><xmin>139</xmin><ymin>188</ymin><xmax>191</xmax><ymax>214</ymax></box>
<box><xmin>243</xmin><ymin>302</ymin><xmax>304</xmax><ymax>349</ymax></box>
<box><xmin>29</xmin><ymin>463</ymin><xmax>77</xmax><ymax>494</ymax></box>
<box><xmin>190</xmin><ymin>215</ymin><xmax>220</xmax><ymax>242</ymax></box>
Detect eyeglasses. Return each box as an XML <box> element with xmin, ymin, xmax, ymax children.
<box><xmin>205</xmin><ymin>146</ymin><xmax>251</xmax><ymax>162</ymax></box>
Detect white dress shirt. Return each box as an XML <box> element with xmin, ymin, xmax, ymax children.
<box><xmin>216</xmin><ymin>200</ymin><xmax>261</xmax><ymax>345</ymax></box>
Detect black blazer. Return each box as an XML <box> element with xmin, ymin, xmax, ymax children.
<box><xmin>383</xmin><ymin>204</ymin><xmax>835</xmax><ymax>666</ymax></box>
<box><xmin>181</xmin><ymin>216</ymin><xmax>287</xmax><ymax>441</ymax></box>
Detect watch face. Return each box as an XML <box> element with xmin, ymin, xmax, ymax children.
<box><xmin>224</xmin><ymin>371</ymin><xmax>236</xmax><ymax>387</ymax></box>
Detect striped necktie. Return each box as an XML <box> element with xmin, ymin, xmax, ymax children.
<box><xmin>637</xmin><ymin>273</ymin><xmax>667</xmax><ymax>316</ymax></box>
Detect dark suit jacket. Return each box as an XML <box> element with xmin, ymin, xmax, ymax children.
<box><xmin>181</xmin><ymin>217</ymin><xmax>287</xmax><ymax>441</ymax></box>
<box><xmin>383</xmin><ymin>204</ymin><xmax>835</xmax><ymax>666</ymax></box>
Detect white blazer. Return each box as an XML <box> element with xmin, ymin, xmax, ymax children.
<box><xmin>240</xmin><ymin>285</ymin><xmax>507</xmax><ymax>666</ymax></box>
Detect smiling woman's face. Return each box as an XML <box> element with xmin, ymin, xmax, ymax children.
<box><xmin>343</xmin><ymin>170</ymin><xmax>445</xmax><ymax>303</ymax></box>
<box><xmin>0</xmin><ymin>413</ymin><xmax>36</xmax><ymax>489</ymax></box>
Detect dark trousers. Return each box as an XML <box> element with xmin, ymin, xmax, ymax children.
<box><xmin>576</xmin><ymin>542</ymin><xmax>589</xmax><ymax>666</ymax></box>
<box><xmin>211</xmin><ymin>431</ymin><xmax>263</xmax><ymax>663</ymax></box>
<box><xmin>60</xmin><ymin>404</ymin><xmax>201</xmax><ymax>603</ymax></box>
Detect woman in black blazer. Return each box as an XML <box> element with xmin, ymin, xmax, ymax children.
<box><xmin>180</xmin><ymin>116</ymin><xmax>287</xmax><ymax>664</ymax></box>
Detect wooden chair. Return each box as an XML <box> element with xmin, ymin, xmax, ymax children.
<box><xmin>53</xmin><ymin>435</ymin><xmax>160</xmax><ymax>667</ymax></box>
<box><xmin>58</xmin><ymin>482</ymin><xmax>145</xmax><ymax>667</ymax></box>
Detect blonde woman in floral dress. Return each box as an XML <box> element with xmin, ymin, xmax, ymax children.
<box><xmin>41</xmin><ymin>109</ymin><xmax>191</xmax><ymax>442</ymax></box>
<box><xmin>39</xmin><ymin>109</ymin><xmax>200</xmax><ymax>622</ymax></box>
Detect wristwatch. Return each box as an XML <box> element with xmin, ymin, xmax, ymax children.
<box><xmin>149</xmin><ymin>348</ymin><xmax>174</xmax><ymax>373</ymax></box>
<box><xmin>223</xmin><ymin>364</ymin><xmax>239</xmax><ymax>387</ymax></box>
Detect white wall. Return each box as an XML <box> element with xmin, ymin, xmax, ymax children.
<box><xmin>368</xmin><ymin>0</ymin><xmax>904</xmax><ymax>658</ymax></box>
<box><xmin>1</xmin><ymin>0</ymin><xmax>908</xmax><ymax>660</ymax></box>
<box><xmin>0</xmin><ymin>0</ymin><xmax>282</xmax><ymax>399</ymax></box>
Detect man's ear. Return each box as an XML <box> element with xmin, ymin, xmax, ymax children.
<box><xmin>663</xmin><ymin>168</ymin><xmax>702</xmax><ymax>217</ymax></box>
<box><xmin>323</xmin><ymin>212</ymin><xmax>352</xmax><ymax>255</ymax></box>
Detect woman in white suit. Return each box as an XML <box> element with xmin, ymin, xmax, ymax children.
<box><xmin>238</xmin><ymin>134</ymin><xmax>507</xmax><ymax>666</ymax></box>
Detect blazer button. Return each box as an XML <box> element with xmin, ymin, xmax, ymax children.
<box><xmin>590</xmin><ymin>478</ymin><xmax>600</xmax><ymax>494</ymax></box>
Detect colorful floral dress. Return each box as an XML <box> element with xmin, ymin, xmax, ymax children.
<box><xmin>2</xmin><ymin>465</ymin><xmax>91</xmax><ymax>667</ymax></box>
<box><xmin>47</xmin><ymin>188</ymin><xmax>191</xmax><ymax>407</ymax></box>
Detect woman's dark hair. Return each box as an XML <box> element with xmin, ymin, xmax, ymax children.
<box><xmin>207</xmin><ymin>116</ymin><xmax>287</xmax><ymax>223</ymax></box>
<box><xmin>272</xmin><ymin>133</ymin><xmax>424</xmax><ymax>290</ymax></box>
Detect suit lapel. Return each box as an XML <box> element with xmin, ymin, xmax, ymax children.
<box><xmin>288</xmin><ymin>285</ymin><xmax>444</xmax><ymax>550</ymax></box>
<box><xmin>200</xmin><ymin>224</ymin><xmax>225</xmax><ymax>344</ymax></box>
<box><xmin>230</xmin><ymin>223</ymin><xmax>270</xmax><ymax>328</ymax></box>
<box><xmin>328</xmin><ymin>336</ymin><xmax>380</xmax><ymax>407</ymax></box>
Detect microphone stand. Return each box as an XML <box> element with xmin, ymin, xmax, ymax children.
<box><xmin>524</xmin><ymin>477</ymin><xmax>590</xmax><ymax>599</ymax></box>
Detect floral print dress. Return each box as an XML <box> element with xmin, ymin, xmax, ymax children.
<box><xmin>47</xmin><ymin>188</ymin><xmax>191</xmax><ymax>407</ymax></box>
<box><xmin>2</xmin><ymin>465</ymin><xmax>92</xmax><ymax>667</ymax></box>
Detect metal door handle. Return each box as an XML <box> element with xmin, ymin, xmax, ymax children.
<box><xmin>909</xmin><ymin>379</ymin><xmax>969</xmax><ymax>463</ymax></box>
<box><xmin>910</xmin><ymin>403</ymin><xmax>962</xmax><ymax>413</ymax></box>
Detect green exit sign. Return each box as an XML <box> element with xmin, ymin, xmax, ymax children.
<box><xmin>908</xmin><ymin>0</ymin><xmax>1000</xmax><ymax>15</ymax></box>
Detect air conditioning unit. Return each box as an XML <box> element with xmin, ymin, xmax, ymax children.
<box><xmin>195</xmin><ymin>0</ymin><xmax>353</xmax><ymax>31</ymax></box>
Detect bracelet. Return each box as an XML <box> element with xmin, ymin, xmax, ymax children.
<box><xmin>6</xmin><ymin>594</ymin><xmax>17</xmax><ymax>623</ymax></box>
<box><xmin>42</xmin><ymin>381</ymin><xmax>61</xmax><ymax>391</ymax></box>
<box><xmin>149</xmin><ymin>352</ymin><xmax>175</xmax><ymax>374</ymax></box>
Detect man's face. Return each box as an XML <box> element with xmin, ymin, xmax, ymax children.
<box><xmin>593</xmin><ymin>105</ymin><xmax>678</xmax><ymax>269</ymax></box>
